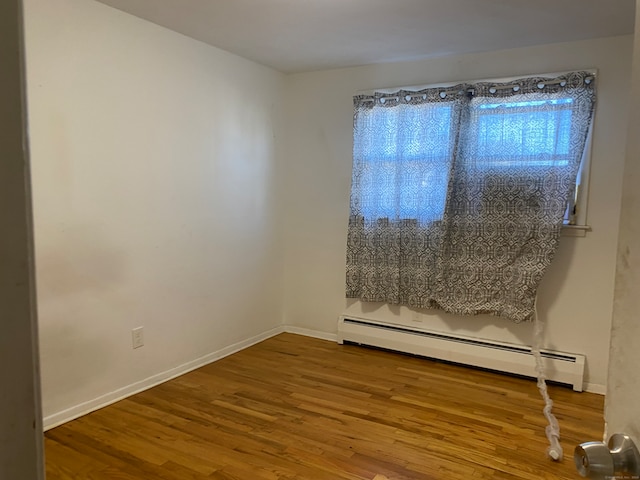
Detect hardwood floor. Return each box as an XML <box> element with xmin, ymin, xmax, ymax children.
<box><xmin>45</xmin><ymin>333</ymin><xmax>604</xmax><ymax>479</ymax></box>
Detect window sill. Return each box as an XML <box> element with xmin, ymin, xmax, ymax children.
<box><xmin>562</xmin><ymin>224</ymin><xmax>591</xmax><ymax>237</ymax></box>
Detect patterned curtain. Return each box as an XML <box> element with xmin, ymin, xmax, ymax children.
<box><xmin>346</xmin><ymin>71</ymin><xmax>596</xmax><ymax>322</ymax></box>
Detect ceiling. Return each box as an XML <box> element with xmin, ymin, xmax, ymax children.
<box><xmin>96</xmin><ymin>0</ymin><xmax>636</xmax><ymax>74</ymax></box>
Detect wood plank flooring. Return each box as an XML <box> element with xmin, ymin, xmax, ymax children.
<box><xmin>45</xmin><ymin>333</ymin><xmax>604</xmax><ymax>479</ymax></box>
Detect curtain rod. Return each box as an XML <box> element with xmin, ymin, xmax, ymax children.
<box><xmin>355</xmin><ymin>68</ymin><xmax>598</xmax><ymax>97</ymax></box>
<box><xmin>357</xmin><ymin>72</ymin><xmax>596</xmax><ymax>102</ymax></box>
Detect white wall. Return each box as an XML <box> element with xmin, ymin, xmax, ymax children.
<box><xmin>24</xmin><ymin>0</ymin><xmax>286</xmax><ymax>426</ymax></box>
<box><xmin>282</xmin><ymin>35</ymin><xmax>633</xmax><ymax>393</ymax></box>
<box><xmin>606</xmin><ymin>0</ymin><xmax>640</xmax><ymax>441</ymax></box>
<box><xmin>0</xmin><ymin>0</ymin><xmax>44</xmax><ymax>477</ymax></box>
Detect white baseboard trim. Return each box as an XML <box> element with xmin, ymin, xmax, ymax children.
<box><xmin>43</xmin><ymin>326</ymin><xmax>285</xmax><ymax>431</ymax></box>
<box><xmin>584</xmin><ymin>383</ymin><xmax>606</xmax><ymax>395</ymax></box>
<box><xmin>283</xmin><ymin>325</ymin><xmax>337</xmax><ymax>342</ymax></box>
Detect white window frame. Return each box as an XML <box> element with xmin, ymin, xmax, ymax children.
<box><xmin>562</xmin><ymin>123</ymin><xmax>593</xmax><ymax>236</ymax></box>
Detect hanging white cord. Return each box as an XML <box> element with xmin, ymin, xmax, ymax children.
<box><xmin>532</xmin><ymin>299</ymin><xmax>563</xmax><ymax>461</ymax></box>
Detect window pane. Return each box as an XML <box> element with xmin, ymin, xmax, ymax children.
<box><xmin>471</xmin><ymin>98</ymin><xmax>573</xmax><ymax>167</ymax></box>
<box><xmin>354</xmin><ymin>102</ymin><xmax>454</xmax><ymax>223</ymax></box>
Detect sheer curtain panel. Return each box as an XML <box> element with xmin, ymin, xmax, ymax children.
<box><xmin>346</xmin><ymin>71</ymin><xmax>596</xmax><ymax>322</ymax></box>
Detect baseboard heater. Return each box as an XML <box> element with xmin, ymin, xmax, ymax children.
<box><xmin>337</xmin><ymin>316</ymin><xmax>585</xmax><ymax>392</ymax></box>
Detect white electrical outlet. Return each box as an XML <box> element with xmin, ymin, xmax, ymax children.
<box><xmin>132</xmin><ymin>327</ymin><xmax>144</xmax><ymax>349</ymax></box>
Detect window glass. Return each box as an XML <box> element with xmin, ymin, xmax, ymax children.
<box><xmin>354</xmin><ymin>103</ymin><xmax>455</xmax><ymax>223</ymax></box>
<box><xmin>471</xmin><ymin>98</ymin><xmax>574</xmax><ymax>167</ymax></box>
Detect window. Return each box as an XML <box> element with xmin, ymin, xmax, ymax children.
<box><xmin>355</xmin><ymin>102</ymin><xmax>455</xmax><ymax>223</ymax></box>
<box><xmin>346</xmin><ymin>71</ymin><xmax>597</xmax><ymax>321</ymax></box>
<box><xmin>468</xmin><ymin>94</ymin><xmax>588</xmax><ymax>227</ymax></box>
<box><xmin>351</xmin><ymin>72</ymin><xmax>595</xmax><ymax>229</ymax></box>
<box><xmin>471</xmin><ymin>98</ymin><xmax>573</xmax><ymax>167</ymax></box>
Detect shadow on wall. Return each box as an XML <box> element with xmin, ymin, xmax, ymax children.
<box><xmin>35</xmin><ymin>222</ymin><xmax>129</xmax><ymax>412</ymax></box>
<box><xmin>35</xmin><ymin>223</ymin><xmax>129</xmax><ymax>297</ymax></box>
